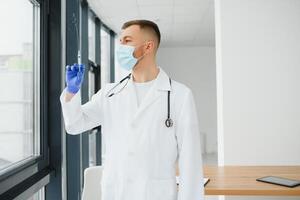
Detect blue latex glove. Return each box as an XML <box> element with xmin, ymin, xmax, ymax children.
<box><xmin>66</xmin><ymin>63</ymin><xmax>85</xmax><ymax>94</ymax></box>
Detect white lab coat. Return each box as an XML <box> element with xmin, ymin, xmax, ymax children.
<box><xmin>60</xmin><ymin>66</ymin><xmax>204</xmax><ymax>200</ymax></box>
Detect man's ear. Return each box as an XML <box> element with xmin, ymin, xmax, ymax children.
<box><xmin>145</xmin><ymin>40</ymin><xmax>155</xmax><ymax>53</ymax></box>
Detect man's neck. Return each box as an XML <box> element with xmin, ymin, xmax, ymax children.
<box><xmin>132</xmin><ymin>59</ymin><xmax>159</xmax><ymax>83</ymax></box>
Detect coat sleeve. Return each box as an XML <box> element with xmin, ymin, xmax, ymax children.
<box><xmin>59</xmin><ymin>86</ymin><xmax>106</xmax><ymax>135</ymax></box>
<box><xmin>176</xmin><ymin>88</ymin><xmax>204</xmax><ymax>200</ymax></box>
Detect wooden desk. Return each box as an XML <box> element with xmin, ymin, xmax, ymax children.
<box><xmin>203</xmin><ymin>165</ymin><xmax>300</xmax><ymax>196</ymax></box>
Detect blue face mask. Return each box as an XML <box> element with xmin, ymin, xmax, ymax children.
<box><xmin>116</xmin><ymin>43</ymin><xmax>145</xmax><ymax>71</ymax></box>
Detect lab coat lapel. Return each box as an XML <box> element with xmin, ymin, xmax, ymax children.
<box><xmin>129</xmin><ymin>67</ymin><xmax>171</xmax><ymax>125</ymax></box>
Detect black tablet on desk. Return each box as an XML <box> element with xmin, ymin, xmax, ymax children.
<box><xmin>256</xmin><ymin>176</ymin><xmax>300</xmax><ymax>188</ymax></box>
<box><xmin>175</xmin><ymin>176</ymin><xmax>210</xmax><ymax>186</ymax></box>
<box><xmin>204</xmin><ymin>178</ymin><xmax>210</xmax><ymax>186</ymax></box>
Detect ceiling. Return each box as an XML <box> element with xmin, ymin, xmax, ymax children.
<box><xmin>87</xmin><ymin>0</ymin><xmax>215</xmax><ymax>47</ymax></box>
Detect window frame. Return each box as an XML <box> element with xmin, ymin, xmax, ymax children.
<box><xmin>87</xmin><ymin>60</ymin><xmax>101</xmax><ymax>167</ymax></box>
<box><xmin>0</xmin><ymin>0</ymin><xmax>117</xmax><ymax>199</ymax></box>
<box><xmin>0</xmin><ymin>0</ymin><xmax>55</xmax><ymax>199</ymax></box>
<box><xmin>100</xmin><ymin>24</ymin><xmax>115</xmax><ymax>84</ymax></box>
<box><xmin>64</xmin><ymin>3</ymin><xmax>116</xmax><ymax>198</ymax></box>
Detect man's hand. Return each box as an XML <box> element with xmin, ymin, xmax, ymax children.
<box><xmin>66</xmin><ymin>63</ymin><xmax>85</xmax><ymax>93</ymax></box>
<box><xmin>64</xmin><ymin>63</ymin><xmax>85</xmax><ymax>102</ymax></box>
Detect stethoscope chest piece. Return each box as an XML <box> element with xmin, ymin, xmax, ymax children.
<box><xmin>165</xmin><ymin>77</ymin><xmax>173</xmax><ymax>128</ymax></box>
<box><xmin>165</xmin><ymin>118</ymin><xmax>173</xmax><ymax>127</ymax></box>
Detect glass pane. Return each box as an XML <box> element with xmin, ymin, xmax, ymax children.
<box><xmin>89</xmin><ymin>130</ymin><xmax>97</xmax><ymax>167</ymax></box>
<box><xmin>88</xmin><ymin>70</ymin><xmax>97</xmax><ymax>166</ymax></box>
<box><xmin>100</xmin><ymin>28</ymin><xmax>111</xmax><ymax>166</ymax></box>
<box><xmin>101</xmin><ymin>127</ymin><xmax>106</xmax><ymax>165</ymax></box>
<box><xmin>88</xmin><ymin>13</ymin><xmax>95</xmax><ymax>62</ymax></box>
<box><xmin>0</xmin><ymin>0</ymin><xmax>40</xmax><ymax>172</ymax></box>
<box><xmin>88</xmin><ymin>70</ymin><xmax>95</xmax><ymax>100</ymax></box>
<box><xmin>101</xmin><ymin>28</ymin><xmax>111</xmax><ymax>85</ymax></box>
<box><xmin>27</xmin><ymin>187</ymin><xmax>45</xmax><ymax>200</ymax></box>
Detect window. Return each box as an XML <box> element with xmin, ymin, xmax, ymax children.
<box><xmin>0</xmin><ymin>0</ymin><xmax>40</xmax><ymax>173</ymax></box>
<box><xmin>88</xmin><ymin>69</ymin><xmax>95</xmax><ymax>100</ymax></box>
<box><xmin>88</xmin><ymin>130</ymin><xmax>97</xmax><ymax>166</ymax></box>
<box><xmin>114</xmin><ymin>36</ymin><xmax>128</xmax><ymax>81</ymax></box>
<box><xmin>100</xmin><ymin>27</ymin><xmax>113</xmax><ymax>165</ymax></box>
<box><xmin>27</xmin><ymin>187</ymin><xmax>44</xmax><ymax>200</ymax></box>
<box><xmin>88</xmin><ymin>65</ymin><xmax>97</xmax><ymax>167</ymax></box>
<box><xmin>88</xmin><ymin>12</ymin><xmax>95</xmax><ymax>62</ymax></box>
<box><xmin>87</xmin><ymin>11</ymin><xmax>98</xmax><ymax>167</ymax></box>
<box><xmin>100</xmin><ymin>27</ymin><xmax>111</xmax><ymax>86</ymax></box>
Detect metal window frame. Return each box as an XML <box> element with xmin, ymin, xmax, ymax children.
<box><xmin>109</xmin><ymin>30</ymin><xmax>116</xmax><ymax>83</ymax></box>
<box><xmin>0</xmin><ymin>0</ymin><xmax>58</xmax><ymax>199</ymax></box>
<box><xmin>45</xmin><ymin>0</ymin><xmax>65</xmax><ymax>198</ymax></box>
<box><xmin>64</xmin><ymin>0</ymin><xmax>87</xmax><ymax>199</ymax></box>
<box><xmin>95</xmin><ymin>17</ymin><xmax>102</xmax><ymax>166</ymax></box>
<box><xmin>0</xmin><ymin>0</ymin><xmax>117</xmax><ymax>199</ymax></box>
<box><xmin>33</xmin><ymin>0</ymin><xmax>41</xmax><ymax>158</ymax></box>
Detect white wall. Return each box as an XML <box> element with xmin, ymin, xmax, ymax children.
<box><xmin>215</xmin><ymin>1</ymin><xmax>300</xmax><ymax>199</ymax></box>
<box><xmin>157</xmin><ymin>46</ymin><xmax>217</xmax><ymax>156</ymax></box>
<box><xmin>215</xmin><ymin>0</ymin><xmax>300</xmax><ymax>200</ymax></box>
<box><xmin>215</xmin><ymin>0</ymin><xmax>300</xmax><ymax>165</ymax></box>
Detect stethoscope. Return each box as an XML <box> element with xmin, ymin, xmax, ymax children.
<box><xmin>106</xmin><ymin>73</ymin><xmax>173</xmax><ymax>128</ymax></box>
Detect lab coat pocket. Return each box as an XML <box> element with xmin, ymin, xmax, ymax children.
<box><xmin>146</xmin><ymin>178</ymin><xmax>177</xmax><ymax>200</ymax></box>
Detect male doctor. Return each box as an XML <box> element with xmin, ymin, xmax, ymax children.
<box><xmin>60</xmin><ymin>20</ymin><xmax>204</xmax><ymax>200</ymax></box>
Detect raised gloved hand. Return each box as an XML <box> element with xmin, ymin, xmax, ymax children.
<box><xmin>66</xmin><ymin>63</ymin><xmax>85</xmax><ymax>94</ymax></box>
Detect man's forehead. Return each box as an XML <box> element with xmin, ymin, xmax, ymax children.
<box><xmin>119</xmin><ymin>25</ymin><xmax>141</xmax><ymax>37</ymax></box>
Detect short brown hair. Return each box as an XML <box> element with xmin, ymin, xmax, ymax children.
<box><xmin>122</xmin><ymin>19</ymin><xmax>161</xmax><ymax>48</ymax></box>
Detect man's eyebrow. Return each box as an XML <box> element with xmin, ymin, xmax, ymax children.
<box><xmin>120</xmin><ymin>35</ymin><xmax>132</xmax><ymax>40</ymax></box>
<box><xmin>119</xmin><ymin>35</ymin><xmax>133</xmax><ymax>42</ymax></box>
<box><xmin>123</xmin><ymin>36</ymin><xmax>133</xmax><ymax>39</ymax></box>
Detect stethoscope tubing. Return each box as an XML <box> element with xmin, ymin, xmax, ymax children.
<box><xmin>106</xmin><ymin>73</ymin><xmax>173</xmax><ymax>128</ymax></box>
